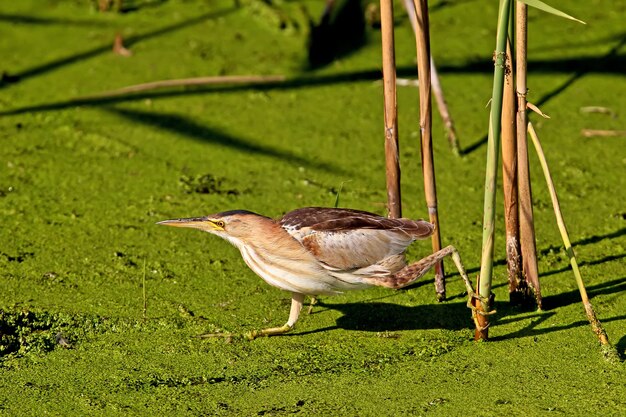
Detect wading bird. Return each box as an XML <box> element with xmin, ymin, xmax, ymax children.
<box><xmin>158</xmin><ymin>207</ymin><xmax>478</xmax><ymax>339</ymax></box>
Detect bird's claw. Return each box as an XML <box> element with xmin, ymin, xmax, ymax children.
<box><xmin>244</xmin><ymin>330</ymin><xmax>261</xmax><ymax>340</ymax></box>
<box><xmin>307</xmin><ymin>296</ymin><xmax>318</xmax><ymax>315</ymax></box>
<box><xmin>465</xmin><ymin>291</ymin><xmax>496</xmax><ymax>316</ymax></box>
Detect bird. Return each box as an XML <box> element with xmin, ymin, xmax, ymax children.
<box><xmin>157</xmin><ymin>207</ymin><xmax>478</xmax><ymax>339</ymax></box>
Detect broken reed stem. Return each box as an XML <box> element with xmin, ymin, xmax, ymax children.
<box><xmin>515</xmin><ymin>1</ymin><xmax>541</xmax><ymax>307</ymax></box>
<box><xmin>75</xmin><ymin>75</ymin><xmax>286</xmax><ymax>100</ymax></box>
<box><xmin>477</xmin><ymin>0</ymin><xmax>512</xmax><ymax>340</ymax></box>
<box><xmin>412</xmin><ymin>0</ymin><xmax>445</xmax><ymax>301</ymax></box>
<box><xmin>501</xmin><ymin>37</ymin><xmax>524</xmax><ymax>302</ymax></box>
<box><xmin>402</xmin><ymin>0</ymin><xmax>460</xmax><ymax>155</ymax></box>
<box><xmin>527</xmin><ymin>122</ymin><xmax>615</xmax><ymax>354</ymax></box>
<box><xmin>380</xmin><ymin>0</ymin><xmax>402</xmax><ymax>219</ymax></box>
<box><xmin>430</xmin><ymin>57</ymin><xmax>460</xmax><ymax>156</ymax></box>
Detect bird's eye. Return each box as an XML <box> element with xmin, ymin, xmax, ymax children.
<box><xmin>215</xmin><ymin>220</ymin><xmax>225</xmax><ymax>228</ymax></box>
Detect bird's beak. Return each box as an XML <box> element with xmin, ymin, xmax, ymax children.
<box><xmin>157</xmin><ymin>217</ymin><xmax>224</xmax><ymax>231</ymax></box>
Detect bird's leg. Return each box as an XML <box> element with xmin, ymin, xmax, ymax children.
<box><xmin>307</xmin><ymin>296</ymin><xmax>318</xmax><ymax>315</ymax></box>
<box><xmin>385</xmin><ymin>245</ymin><xmax>495</xmax><ymax>327</ymax></box>
<box><xmin>245</xmin><ymin>292</ymin><xmax>305</xmax><ymax>340</ymax></box>
<box><xmin>380</xmin><ymin>245</ymin><xmax>479</xmax><ymax>303</ymax></box>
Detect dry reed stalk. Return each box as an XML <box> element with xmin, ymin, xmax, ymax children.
<box><xmin>75</xmin><ymin>75</ymin><xmax>286</xmax><ymax>100</ymax></box>
<box><xmin>380</xmin><ymin>0</ymin><xmax>402</xmax><ymax>219</ymax></box>
<box><xmin>430</xmin><ymin>58</ymin><xmax>460</xmax><ymax>155</ymax></box>
<box><xmin>411</xmin><ymin>0</ymin><xmax>445</xmax><ymax>300</ymax></box>
<box><xmin>501</xmin><ymin>38</ymin><xmax>524</xmax><ymax>302</ymax></box>
<box><xmin>112</xmin><ymin>33</ymin><xmax>132</xmax><ymax>57</ymax></box>
<box><xmin>402</xmin><ymin>0</ymin><xmax>460</xmax><ymax>155</ymax></box>
<box><xmin>515</xmin><ymin>2</ymin><xmax>541</xmax><ymax>307</ymax></box>
<box><xmin>527</xmin><ymin>122</ymin><xmax>618</xmax><ymax>360</ymax></box>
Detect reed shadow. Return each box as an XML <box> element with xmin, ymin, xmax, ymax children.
<box><xmin>113</xmin><ymin>0</ymin><xmax>169</xmax><ymax>13</ymax></box>
<box><xmin>0</xmin><ymin>6</ymin><xmax>236</xmax><ymax>89</ymax></box>
<box><xmin>534</xmin><ymin>34</ymin><xmax>626</xmax><ymax>107</ymax></box>
<box><xmin>616</xmin><ymin>334</ymin><xmax>626</xmax><ymax>360</ymax></box>
<box><xmin>2</xmin><ymin>42</ymin><xmax>624</xmax><ymax>116</ymax></box>
<box><xmin>490</xmin><ymin>313</ymin><xmax>626</xmax><ymax>343</ymax></box>
<box><xmin>105</xmin><ymin>106</ymin><xmax>345</xmax><ymax>174</ymax></box>
<box><xmin>540</xmin><ymin>228</ymin><xmax>626</xmax><ymax>256</ymax></box>
<box><xmin>459</xmin><ymin>133</ymin><xmax>487</xmax><ymax>156</ymax></box>
<box><xmin>0</xmin><ymin>69</ymin><xmax>386</xmax><ymax>116</ymax></box>
<box><xmin>541</xmin><ymin>276</ymin><xmax>626</xmax><ymax>310</ymax></box>
<box><xmin>444</xmin><ymin>33</ymin><xmax>625</xmax><ymax>155</ymax></box>
<box><xmin>0</xmin><ymin>13</ymin><xmax>111</xmax><ymax>26</ymax></box>
<box><xmin>540</xmin><ymin>254</ymin><xmax>626</xmax><ymax>279</ymax></box>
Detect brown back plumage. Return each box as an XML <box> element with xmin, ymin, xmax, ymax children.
<box><xmin>279</xmin><ymin>207</ymin><xmax>434</xmax><ymax>271</ymax></box>
<box><xmin>279</xmin><ymin>207</ymin><xmax>434</xmax><ymax>237</ymax></box>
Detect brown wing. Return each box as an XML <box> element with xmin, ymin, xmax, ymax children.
<box><xmin>279</xmin><ymin>207</ymin><xmax>434</xmax><ymax>270</ymax></box>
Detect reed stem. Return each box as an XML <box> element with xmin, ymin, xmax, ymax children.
<box><xmin>477</xmin><ymin>0</ymin><xmax>513</xmax><ymax>339</ymax></box>
<box><xmin>501</xmin><ymin>36</ymin><xmax>525</xmax><ymax>303</ymax></box>
<box><xmin>380</xmin><ymin>0</ymin><xmax>402</xmax><ymax>219</ymax></box>
<box><xmin>527</xmin><ymin>122</ymin><xmax>617</xmax><ymax>360</ymax></box>
<box><xmin>412</xmin><ymin>0</ymin><xmax>445</xmax><ymax>301</ymax></box>
<box><xmin>402</xmin><ymin>0</ymin><xmax>460</xmax><ymax>155</ymax></box>
<box><xmin>515</xmin><ymin>1</ymin><xmax>541</xmax><ymax>307</ymax></box>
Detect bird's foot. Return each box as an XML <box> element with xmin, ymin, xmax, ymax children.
<box><xmin>244</xmin><ymin>323</ymin><xmax>293</xmax><ymax>340</ymax></box>
<box><xmin>307</xmin><ymin>296</ymin><xmax>318</xmax><ymax>315</ymax></box>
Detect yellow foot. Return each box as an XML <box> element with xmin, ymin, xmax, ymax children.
<box><xmin>245</xmin><ymin>324</ymin><xmax>293</xmax><ymax>340</ymax></box>
<box><xmin>307</xmin><ymin>296</ymin><xmax>318</xmax><ymax>315</ymax></box>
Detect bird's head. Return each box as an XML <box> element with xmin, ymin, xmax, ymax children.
<box><xmin>157</xmin><ymin>210</ymin><xmax>270</xmax><ymax>247</ymax></box>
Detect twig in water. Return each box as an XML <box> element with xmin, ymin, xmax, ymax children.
<box><xmin>580</xmin><ymin>106</ymin><xmax>616</xmax><ymax>118</ymax></box>
<box><xmin>581</xmin><ymin>129</ymin><xmax>626</xmax><ymax>138</ymax></box>
<box><xmin>75</xmin><ymin>75</ymin><xmax>286</xmax><ymax>100</ymax></box>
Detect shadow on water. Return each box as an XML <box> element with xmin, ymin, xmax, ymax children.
<box><xmin>297</xmin><ymin>298</ymin><xmax>552</xmax><ymax>336</ymax></box>
<box><xmin>534</xmin><ymin>34</ymin><xmax>626</xmax><ymax>107</ymax></box>
<box><xmin>0</xmin><ymin>6</ymin><xmax>237</xmax><ymax>89</ymax></box>
<box><xmin>4</xmin><ymin>38</ymin><xmax>622</xmax><ymax>117</ymax></box>
<box><xmin>0</xmin><ymin>13</ymin><xmax>111</xmax><ymax>26</ymax></box>
<box><xmin>541</xmin><ymin>276</ymin><xmax>626</xmax><ymax>310</ymax></box>
<box><xmin>540</xmin><ymin>254</ymin><xmax>626</xmax><ymax>279</ymax></box>
<box><xmin>616</xmin><ymin>335</ymin><xmax>626</xmax><ymax>359</ymax></box>
<box><xmin>3</xmin><ymin>47</ymin><xmax>622</xmax><ymax>122</ymax></box>
<box><xmin>0</xmin><ymin>1</ymin><xmax>167</xmax><ymax>25</ymax></box>
<box><xmin>298</xmin><ymin>274</ymin><xmax>626</xmax><ymax>339</ymax></box>
<box><xmin>539</xmin><ymin>227</ymin><xmax>626</xmax><ymax>256</ymax></box>
<box><xmin>452</xmin><ymin>33</ymin><xmax>625</xmax><ymax>155</ymax></box>
<box><xmin>306</xmin><ymin>0</ymin><xmax>366</xmax><ymax>69</ymax></box>
<box><xmin>0</xmin><ymin>69</ymin><xmax>387</xmax><ymax>116</ymax></box>
<box><xmin>105</xmin><ymin>106</ymin><xmax>346</xmax><ymax>173</ymax></box>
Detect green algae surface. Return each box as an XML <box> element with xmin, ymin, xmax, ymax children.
<box><xmin>1</xmin><ymin>0</ymin><xmax>625</xmax><ymax>415</ymax></box>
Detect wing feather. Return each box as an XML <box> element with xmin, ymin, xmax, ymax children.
<box><xmin>279</xmin><ymin>207</ymin><xmax>434</xmax><ymax>270</ymax></box>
